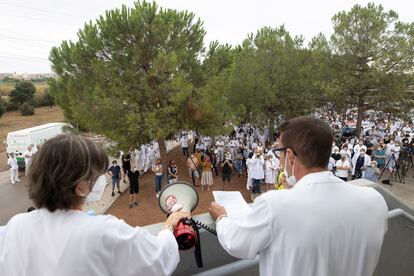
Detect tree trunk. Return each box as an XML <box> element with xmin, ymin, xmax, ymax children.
<box><xmin>355</xmin><ymin>97</ymin><xmax>364</xmax><ymax>138</ymax></box>
<box><xmin>269</xmin><ymin>116</ymin><xmax>275</xmax><ymax>142</ymax></box>
<box><xmin>157</xmin><ymin>138</ymin><xmax>168</xmax><ymax>183</ymax></box>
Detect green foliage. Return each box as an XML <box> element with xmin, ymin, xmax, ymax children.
<box><xmin>20</xmin><ymin>102</ymin><xmax>35</xmax><ymax>116</ymax></box>
<box><xmin>33</xmin><ymin>89</ymin><xmax>55</xmax><ymax>108</ymax></box>
<box><xmin>328</xmin><ymin>3</ymin><xmax>414</xmax><ymax>134</ymax></box>
<box><xmin>0</xmin><ymin>99</ymin><xmax>5</xmax><ymax>118</ymax></box>
<box><xmin>226</xmin><ymin>26</ymin><xmax>322</xmax><ymax>130</ymax></box>
<box><xmin>9</xmin><ymin>81</ymin><xmax>36</xmax><ymax>106</ymax></box>
<box><xmin>49</xmin><ymin>0</ymin><xmax>208</xmax><ymax>151</ymax></box>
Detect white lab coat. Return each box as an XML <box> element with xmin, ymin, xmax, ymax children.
<box><xmin>0</xmin><ymin>209</ymin><xmax>179</xmax><ymax>276</ymax></box>
<box><xmin>246</xmin><ymin>156</ymin><xmax>264</xmax><ymax>180</ymax></box>
<box><xmin>216</xmin><ymin>171</ymin><xmax>388</xmax><ymax>276</ymax></box>
<box><xmin>352</xmin><ymin>153</ymin><xmax>372</xmax><ymax>176</ymax></box>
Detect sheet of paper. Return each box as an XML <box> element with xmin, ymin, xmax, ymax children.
<box><xmin>212</xmin><ymin>191</ymin><xmax>251</xmax><ymax>219</ymax></box>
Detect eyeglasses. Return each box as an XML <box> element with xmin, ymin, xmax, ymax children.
<box><xmin>273</xmin><ymin>147</ymin><xmax>297</xmax><ymax>156</ymax></box>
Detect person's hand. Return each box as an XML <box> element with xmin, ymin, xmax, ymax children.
<box><xmin>164</xmin><ymin>210</ymin><xmax>190</xmax><ymax>230</ymax></box>
<box><xmin>208</xmin><ymin>202</ymin><xmax>227</xmax><ymax>221</ymax></box>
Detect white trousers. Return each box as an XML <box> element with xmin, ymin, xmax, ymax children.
<box><xmin>10</xmin><ymin>169</ymin><xmax>19</xmax><ymax>183</ymax></box>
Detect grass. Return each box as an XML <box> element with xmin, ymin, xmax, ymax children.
<box><xmin>0</xmin><ymin>106</ymin><xmax>64</xmax><ymax>170</ymax></box>
<box><xmin>0</xmin><ymin>82</ymin><xmax>49</xmax><ymax>97</ymax></box>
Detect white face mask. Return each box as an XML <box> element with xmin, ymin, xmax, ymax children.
<box><xmin>283</xmin><ymin>154</ymin><xmax>296</xmax><ymax>187</ymax></box>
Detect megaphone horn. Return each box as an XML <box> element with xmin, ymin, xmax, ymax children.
<box><xmin>158</xmin><ymin>181</ymin><xmax>200</xmax><ymax>251</ymax></box>
<box><xmin>158</xmin><ymin>181</ymin><xmax>199</xmax><ymax>214</ymax></box>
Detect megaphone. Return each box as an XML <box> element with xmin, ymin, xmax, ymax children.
<box><xmin>158</xmin><ymin>181</ymin><xmax>199</xmax><ymax>250</ymax></box>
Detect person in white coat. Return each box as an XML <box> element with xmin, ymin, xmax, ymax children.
<box><xmin>352</xmin><ymin>148</ymin><xmax>371</xmax><ymax>179</ymax></box>
<box><xmin>0</xmin><ymin>134</ymin><xmax>188</xmax><ymax>276</ymax></box>
<box><xmin>209</xmin><ymin>116</ymin><xmax>388</xmax><ymax>276</ymax></box>
<box><xmin>246</xmin><ymin>150</ymin><xmax>265</xmax><ymax>201</ymax></box>
<box><xmin>7</xmin><ymin>153</ymin><xmax>20</xmax><ymax>184</ymax></box>
<box><xmin>264</xmin><ymin>155</ymin><xmax>276</xmax><ymax>191</ymax></box>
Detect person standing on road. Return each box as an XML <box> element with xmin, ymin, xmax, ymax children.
<box><xmin>201</xmin><ymin>156</ymin><xmax>213</xmax><ymax>191</ymax></box>
<box><xmin>127</xmin><ymin>166</ymin><xmax>140</xmax><ymax>208</ymax></box>
<box><xmin>167</xmin><ymin>160</ymin><xmax>178</xmax><ymax>184</ymax></box>
<box><xmin>108</xmin><ymin>160</ymin><xmax>122</xmax><ymax>197</ymax></box>
<box><xmin>187</xmin><ymin>154</ymin><xmax>200</xmax><ymax>188</ymax></box>
<box><xmin>24</xmin><ymin>145</ymin><xmax>33</xmax><ymax>176</ymax></box>
<box><xmin>220</xmin><ymin>152</ymin><xmax>234</xmax><ymax>190</ymax></box>
<box><xmin>7</xmin><ymin>153</ymin><xmax>20</xmax><ymax>184</ymax></box>
<box><xmin>179</xmin><ymin>133</ymin><xmax>189</xmax><ymax>158</ymax></box>
<box><xmin>152</xmin><ymin>159</ymin><xmax>164</xmax><ymax>197</ymax></box>
<box><xmin>121</xmin><ymin>152</ymin><xmax>132</xmax><ymax>183</ymax></box>
<box><xmin>247</xmin><ymin>149</ymin><xmax>265</xmax><ymax>201</ymax></box>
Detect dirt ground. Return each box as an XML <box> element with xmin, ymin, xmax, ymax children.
<box><xmin>106</xmin><ymin>145</ymin><xmax>256</xmax><ymax>226</ymax></box>
<box><xmin>0</xmin><ymin>106</ymin><xmax>64</xmax><ymax>170</ymax></box>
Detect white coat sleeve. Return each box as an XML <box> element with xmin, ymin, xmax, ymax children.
<box><xmin>110</xmin><ymin>222</ymin><xmax>180</xmax><ymax>276</ymax></box>
<box><xmin>216</xmin><ymin>196</ymin><xmax>273</xmax><ymax>259</ymax></box>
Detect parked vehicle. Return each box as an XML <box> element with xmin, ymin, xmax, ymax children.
<box><xmin>6</xmin><ymin>123</ymin><xmax>66</xmax><ymax>168</ymax></box>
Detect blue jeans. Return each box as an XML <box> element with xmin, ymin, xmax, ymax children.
<box><xmin>252</xmin><ymin>179</ymin><xmax>261</xmax><ymax>194</ymax></box>
<box><xmin>155</xmin><ymin>174</ymin><xmax>163</xmax><ymax>193</ymax></box>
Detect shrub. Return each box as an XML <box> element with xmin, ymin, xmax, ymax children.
<box><xmin>0</xmin><ymin>100</ymin><xmax>5</xmax><ymax>118</ymax></box>
<box><xmin>20</xmin><ymin>102</ymin><xmax>35</xmax><ymax>116</ymax></box>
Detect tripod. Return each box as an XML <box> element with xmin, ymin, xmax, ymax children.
<box><xmin>380</xmin><ymin>153</ymin><xmax>408</xmax><ymax>185</ymax></box>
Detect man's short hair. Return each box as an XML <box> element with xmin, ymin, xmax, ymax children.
<box><xmin>28</xmin><ymin>134</ymin><xmax>109</xmax><ymax>212</ymax></box>
<box><xmin>280</xmin><ymin>116</ymin><xmax>333</xmax><ymax>168</ymax></box>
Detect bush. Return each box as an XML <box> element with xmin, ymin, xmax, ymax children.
<box><xmin>0</xmin><ymin>97</ymin><xmax>18</xmax><ymax>111</ymax></box>
<box><xmin>20</xmin><ymin>102</ymin><xmax>35</xmax><ymax>116</ymax></box>
<box><xmin>32</xmin><ymin>91</ymin><xmax>55</xmax><ymax>108</ymax></box>
<box><xmin>0</xmin><ymin>100</ymin><xmax>5</xmax><ymax>118</ymax></box>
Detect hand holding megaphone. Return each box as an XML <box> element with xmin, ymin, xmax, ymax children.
<box><xmin>163</xmin><ymin>207</ymin><xmax>191</xmax><ymax>231</ymax></box>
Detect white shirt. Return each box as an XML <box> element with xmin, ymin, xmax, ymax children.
<box><xmin>23</xmin><ymin>149</ymin><xmax>32</xmax><ymax>164</ymax></box>
<box><xmin>7</xmin><ymin>157</ymin><xmax>18</xmax><ymax>170</ymax></box>
<box><xmin>179</xmin><ymin>136</ymin><xmax>188</xmax><ymax>148</ymax></box>
<box><xmin>216</xmin><ymin>171</ymin><xmax>388</xmax><ymax>276</ymax></box>
<box><xmin>246</xmin><ymin>156</ymin><xmax>264</xmax><ymax>179</ymax></box>
<box><xmin>0</xmin><ymin>209</ymin><xmax>179</xmax><ymax>276</ymax></box>
<box><xmin>335</xmin><ymin>159</ymin><xmax>350</xmax><ymax>178</ymax></box>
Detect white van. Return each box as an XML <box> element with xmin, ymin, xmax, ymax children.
<box><xmin>6</xmin><ymin>123</ymin><xmax>66</xmax><ymax>163</ymax></box>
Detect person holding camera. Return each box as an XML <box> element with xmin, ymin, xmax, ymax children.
<box><xmin>0</xmin><ymin>134</ymin><xmax>189</xmax><ymax>276</ymax></box>
<box><xmin>220</xmin><ymin>152</ymin><xmax>233</xmax><ymax>190</ymax></box>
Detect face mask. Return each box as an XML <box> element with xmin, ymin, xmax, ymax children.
<box><xmin>283</xmin><ymin>154</ymin><xmax>297</xmax><ymax>187</ymax></box>
<box><xmin>360</xmin><ymin>152</ymin><xmax>365</xmax><ymax>156</ymax></box>
<box><xmin>79</xmin><ymin>175</ymin><xmax>107</xmax><ymax>202</ymax></box>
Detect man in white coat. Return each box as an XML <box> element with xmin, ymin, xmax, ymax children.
<box><xmin>352</xmin><ymin>148</ymin><xmax>371</xmax><ymax>179</ymax></box>
<box><xmin>7</xmin><ymin>153</ymin><xmax>20</xmax><ymax>184</ymax></box>
<box><xmin>209</xmin><ymin>116</ymin><xmax>388</xmax><ymax>276</ymax></box>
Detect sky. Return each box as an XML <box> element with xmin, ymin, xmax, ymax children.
<box><xmin>0</xmin><ymin>0</ymin><xmax>413</xmax><ymax>74</ymax></box>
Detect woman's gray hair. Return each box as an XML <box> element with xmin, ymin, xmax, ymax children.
<box><xmin>28</xmin><ymin>134</ymin><xmax>109</xmax><ymax>212</ymax></box>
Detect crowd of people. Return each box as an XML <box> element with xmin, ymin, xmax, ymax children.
<box><xmin>7</xmin><ymin>109</ymin><xmax>414</xmax><ymax>209</ymax></box>
<box><xmin>1</xmin><ymin>117</ymin><xmax>391</xmax><ymax>276</ymax></box>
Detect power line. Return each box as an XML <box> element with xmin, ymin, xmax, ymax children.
<box><xmin>0</xmin><ymin>55</ymin><xmax>50</xmax><ymax>64</ymax></box>
<box><xmin>0</xmin><ymin>33</ymin><xmax>52</xmax><ymax>46</ymax></box>
<box><xmin>0</xmin><ymin>51</ymin><xmax>49</xmax><ymax>61</ymax></box>
<box><xmin>0</xmin><ymin>37</ymin><xmax>52</xmax><ymax>50</ymax></box>
<box><xmin>0</xmin><ymin>2</ymin><xmax>85</xmax><ymax>19</ymax></box>
<box><xmin>0</xmin><ymin>27</ymin><xmax>57</xmax><ymax>44</ymax></box>
<box><xmin>0</xmin><ymin>12</ymin><xmax>75</xmax><ymax>27</ymax></box>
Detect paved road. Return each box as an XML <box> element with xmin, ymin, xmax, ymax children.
<box><xmin>0</xmin><ymin>170</ymin><xmax>33</xmax><ymax>225</ymax></box>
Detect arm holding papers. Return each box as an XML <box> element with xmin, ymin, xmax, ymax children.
<box><xmin>210</xmin><ymin>192</ymin><xmax>273</xmax><ymax>259</ymax></box>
